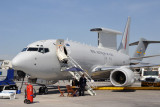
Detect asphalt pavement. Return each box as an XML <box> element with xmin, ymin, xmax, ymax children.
<box><xmin>0</xmin><ymin>81</ymin><xmax>160</xmax><ymax>107</ymax></box>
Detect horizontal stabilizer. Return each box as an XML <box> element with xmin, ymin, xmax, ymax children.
<box><xmin>130</xmin><ymin>40</ymin><xmax>160</xmax><ymax>46</ymax></box>
<box><xmin>129</xmin><ymin>41</ymin><xmax>139</xmax><ymax>46</ymax></box>
<box><xmin>130</xmin><ymin>38</ymin><xmax>160</xmax><ymax>61</ymax></box>
<box><xmin>130</xmin><ymin>54</ymin><xmax>160</xmax><ymax>60</ymax></box>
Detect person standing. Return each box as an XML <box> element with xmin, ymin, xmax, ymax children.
<box><xmin>79</xmin><ymin>74</ymin><xmax>86</xmax><ymax>96</ymax></box>
<box><xmin>72</xmin><ymin>78</ymin><xmax>79</xmax><ymax>86</ymax></box>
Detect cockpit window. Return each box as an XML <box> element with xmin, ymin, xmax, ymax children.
<box><xmin>38</xmin><ymin>48</ymin><xmax>44</xmax><ymax>53</ymax></box>
<box><xmin>23</xmin><ymin>47</ymin><xmax>49</xmax><ymax>53</ymax></box>
<box><xmin>45</xmin><ymin>48</ymin><xmax>49</xmax><ymax>53</ymax></box>
<box><xmin>38</xmin><ymin>48</ymin><xmax>49</xmax><ymax>53</ymax></box>
<box><xmin>21</xmin><ymin>48</ymin><xmax>27</xmax><ymax>52</ymax></box>
<box><xmin>27</xmin><ymin>47</ymin><xmax>38</xmax><ymax>51</ymax></box>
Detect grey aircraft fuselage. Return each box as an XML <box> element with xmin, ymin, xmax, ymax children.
<box><xmin>12</xmin><ymin>39</ymin><xmax>130</xmax><ymax>81</ymax></box>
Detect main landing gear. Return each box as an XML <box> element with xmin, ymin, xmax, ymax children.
<box><xmin>39</xmin><ymin>86</ymin><xmax>48</xmax><ymax>94</ymax></box>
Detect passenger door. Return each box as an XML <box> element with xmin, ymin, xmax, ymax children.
<box><xmin>56</xmin><ymin>39</ymin><xmax>68</xmax><ymax>62</ymax></box>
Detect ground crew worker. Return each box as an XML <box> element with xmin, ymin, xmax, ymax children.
<box><xmin>72</xmin><ymin>78</ymin><xmax>79</xmax><ymax>86</ymax></box>
<box><xmin>79</xmin><ymin>74</ymin><xmax>86</xmax><ymax>96</ymax></box>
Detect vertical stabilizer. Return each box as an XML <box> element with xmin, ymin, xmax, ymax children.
<box><xmin>131</xmin><ymin>38</ymin><xmax>148</xmax><ymax>61</ymax></box>
<box><xmin>118</xmin><ymin>17</ymin><xmax>131</xmax><ymax>55</ymax></box>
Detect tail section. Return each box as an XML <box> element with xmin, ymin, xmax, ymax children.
<box><xmin>118</xmin><ymin>17</ymin><xmax>131</xmax><ymax>55</ymax></box>
<box><xmin>130</xmin><ymin>38</ymin><xmax>160</xmax><ymax>61</ymax></box>
<box><xmin>130</xmin><ymin>38</ymin><xmax>147</xmax><ymax>61</ymax></box>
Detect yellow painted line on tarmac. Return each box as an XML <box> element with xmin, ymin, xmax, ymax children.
<box><xmin>93</xmin><ymin>87</ymin><xmax>160</xmax><ymax>90</ymax></box>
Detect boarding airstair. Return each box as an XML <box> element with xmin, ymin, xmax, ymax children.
<box><xmin>66</xmin><ymin>56</ymin><xmax>96</xmax><ymax>96</ymax></box>
<box><xmin>56</xmin><ymin>39</ymin><xmax>96</xmax><ymax>96</ymax></box>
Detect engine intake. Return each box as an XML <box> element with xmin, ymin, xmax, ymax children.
<box><xmin>110</xmin><ymin>67</ymin><xmax>135</xmax><ymax>87</ymax></box>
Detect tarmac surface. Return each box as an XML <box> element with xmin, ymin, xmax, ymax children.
<box><xmin>0</xmin><ymin>81</ymin><xmax>160</xmax><ymax>107</ymax></box>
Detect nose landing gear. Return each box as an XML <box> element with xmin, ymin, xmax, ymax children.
<box><xmin>39</xmin><ymin>86</ymin><xmax>48</xmax><ymax>94</ymax></box>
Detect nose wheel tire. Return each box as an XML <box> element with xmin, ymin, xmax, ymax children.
<box><xmin>44</xmin><ymin>87</ymin><xmax>48</xmax><ymax>94</ymax></box>
<box><xmin>39</xmin><ymin>86</ymin><xmax>48</xmax><ymax>94</ymax></box>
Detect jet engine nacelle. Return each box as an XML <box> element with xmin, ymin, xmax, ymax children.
<box><xmin>110</xmin><ymin>67</ymin><xmax>135</xmax><ymax>87</ymax></box>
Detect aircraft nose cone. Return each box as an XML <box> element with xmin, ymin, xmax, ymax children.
<box><xmin>12</xmin><ymin>57</ymin><xmax>21</xmax><ymax>70</ymax></box>
<box><xmin>12</xmin><ymin>54</ymin><xmax>27</xmax><ymax>70</ymax></box>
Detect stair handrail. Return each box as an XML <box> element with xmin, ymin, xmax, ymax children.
<box><xmin>68</xmin><ymin>55</ymin><xmax>93</xmax><ymax>81</ymax></box>
<box><xmin>67</xmin><ymin>55</ymin><xmax>96</xmax><ymax>88</ymax></box>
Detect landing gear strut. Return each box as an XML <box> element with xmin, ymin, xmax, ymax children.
<box><xmin>39</xmin><ymin>86</ymin><xmax>48</xmax><ymax>94</ymax></box>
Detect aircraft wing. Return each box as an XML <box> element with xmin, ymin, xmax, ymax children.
<box><xmin>94</xmin><ymin>66</ymin><xmax>121</xmax><ymax>71</ymax></box>
<box><xmin>0</xmin><ymin>60</ymin><xmax>4</xmax><ymax>62</ymax></box>
<box><xmin>130</xmin><ymin>60</ymin><xmax>150</xmax><ymax>65</ymax></box>
<box><xmin>130</xmin><ymin>63</ymin><xmax>160</xmax><ymax>69</ymax></box>
<box><xmin>94</xmin><ymin>64</ymin><xmax>160</xmax><ymax>72</ymax></box>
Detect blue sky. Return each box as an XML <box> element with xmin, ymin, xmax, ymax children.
<box><xmin>0</xmin><ymin>0</ymin><xmax>160</xmax><ymax>63</ymax></box>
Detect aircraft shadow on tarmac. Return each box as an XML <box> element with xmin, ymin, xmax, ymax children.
<box><xmin>36</xmin><ymin>86</ymin><xmax>90</xmax><ymax>96</ymax></box>
<box><xmin>36</xmin><ymin>86</ymin><xmax>67</xmax><ymax>95</ymax></box>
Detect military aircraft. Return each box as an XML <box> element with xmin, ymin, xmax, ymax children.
<box><xmin>12</xmin><ymin>17</ymin><xmax>160</xmax><ymax>94</ymax></box>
